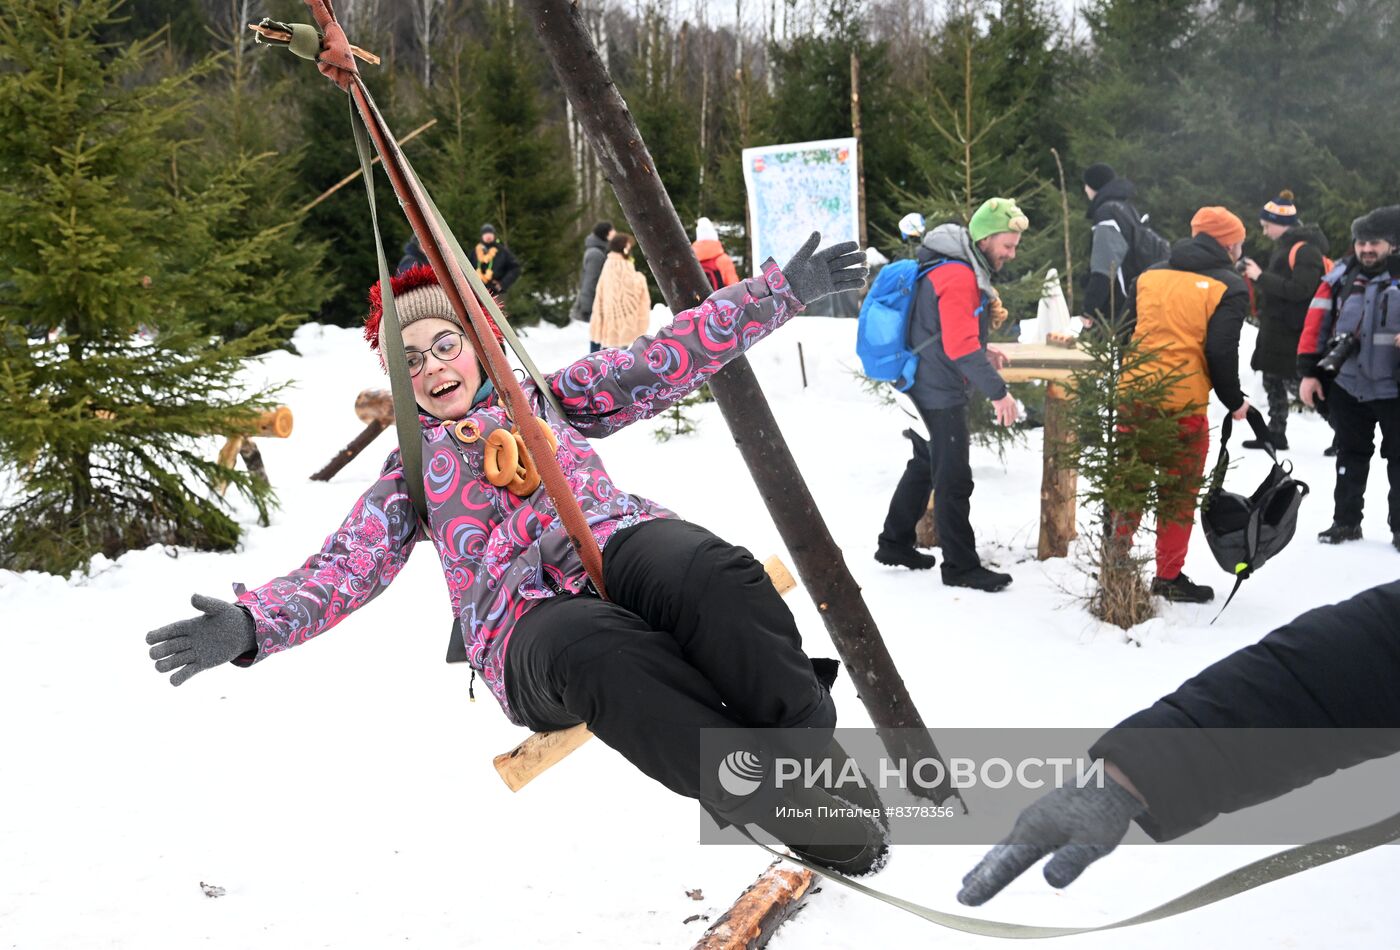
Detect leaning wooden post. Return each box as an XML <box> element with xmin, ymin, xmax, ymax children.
<box><xmin>311</xmin><ymin>389</ymin><xmax>395</xmax><ymax>482</ymax></box>
<box><xmin>520</xmin><ymin>0</ymin><xmax>954</xmax><ymax>803</ymax></box>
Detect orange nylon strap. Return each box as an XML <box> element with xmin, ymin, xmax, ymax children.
<box><xmin>300</xmin><ymin>0</ymin><xmax>608</xmax><ymax>599</ymax></box>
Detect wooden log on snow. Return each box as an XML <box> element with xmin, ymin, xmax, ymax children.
<box><xmin>689</xmin><ymin>861</ymin><xmax>815</xmax><ymax>950</ymax></box>
<box><xmin>493</xmin><ymin>556</ymin><xmax>799</xmax><ymax>793</ymax></box>
<box><xmin>311</xmin><ymin>389</ymin><xmax>394</xmax><ymax>482</ymax></box>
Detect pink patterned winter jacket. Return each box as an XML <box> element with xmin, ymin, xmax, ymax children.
<box><xmin>233</xmin><ymin>260</ymin><xmax>801</xmax><ymax>723</ymax></box>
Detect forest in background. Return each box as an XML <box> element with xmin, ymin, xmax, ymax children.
<box><xmin>81</xmin><ymin>0</ymin><xmax>1400</xmax><ymax>327</ymax></box>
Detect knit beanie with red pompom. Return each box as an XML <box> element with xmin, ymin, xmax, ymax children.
<box><xmin>363</xmin><ymin>264</ymin><xmax>504</xmax><ymax>361</ymax></box>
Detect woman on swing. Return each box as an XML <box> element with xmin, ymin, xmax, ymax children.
<box><xmin>145</xmin><ymin>232</ymin><xmax>886</xmax><ymax>874</ymax></box>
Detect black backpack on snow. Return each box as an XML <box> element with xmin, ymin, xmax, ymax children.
<box><xmin>1200</xmin><ymin>407</ymin><xmax>1309</xmax><ymax>615</ymax></box>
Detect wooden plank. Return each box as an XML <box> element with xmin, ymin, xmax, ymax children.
<box><xmin>995</xmin><ymin>343</ymin><xmax>1091</xmax><ymax>383</ymax></box>
<box><xmin>493</xmin><ymin>723</ymin><xmax>594</xmax><ymax>793</ymax></box>
<box><xmin>690</xmin><ymin>862</ymin><xmax>815</xmax><ymax>950</ymax></box>
<box><xmin>994</xmin><ymin>341</ymin><xmax>1095</xmax><ymax>372</ymax></box>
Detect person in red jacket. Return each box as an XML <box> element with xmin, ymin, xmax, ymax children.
<box><xmin>875</xmin><ymin>198</ymin><xmax>1026</xmax><ymax>592</ymax></box>
<box><xmin>692</xmin><ymin>217</ymin><xmax>740</xmax><ymax>290</ymax></box>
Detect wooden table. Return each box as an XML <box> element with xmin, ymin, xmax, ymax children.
<box><xmin>994</xmin><ymin>342</ymin><xmax>1094</xmax><ymax>559</ymax></box>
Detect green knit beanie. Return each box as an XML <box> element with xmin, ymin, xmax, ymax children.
<box><xmin>968</xmin><ymin>197</ymin><xmax>1030</xmax><ymax>242</ymax></box>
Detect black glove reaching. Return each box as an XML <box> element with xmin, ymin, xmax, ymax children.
<box><xmin>957</xmin><ymin>778</ymin><xmax>1145</xmax><ymax>906</ymax></box>
<box><xmin>781</xmin><ymin>231</ymin><xmax>868</xmax><ymax>306</ymax></box>
<box><xmin>146</xmin><ymin>594</ymin><xmax>257</xmax><ymax>687</ymax></box>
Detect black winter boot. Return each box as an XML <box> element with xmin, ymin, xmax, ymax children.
<box><xmin>1151</xmin><ymin>573</ymin><xmax>1215</xmax><ymax>604</ymax></box>
<box><xmin>1393</xmin><ymin>532</ymin><xmax>1400</xmax><ymax>553</ymax></box>
<box><xmin>874</xmin><ymin>543</ymin><xmax>937</xmax><ymax>571</ymax></box>
<box><xmin>752</xmin><ymin>781</ymin><xmax>889</xmax><ymax>877</ymax></box>
<box><xmin>1318</xmin><ymin>523</ymin><xmax>1363</xmax><ymax>544</ymax></box>
<box><xmin>942</xmin><ymin>566</ymin><xmax>1012</xmax><ymax>592</ymax></box>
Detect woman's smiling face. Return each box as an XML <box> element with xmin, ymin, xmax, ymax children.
<box><xmin>403</xmin><ymin>317</ymin><xmax>481</xmax><ymax>420</ymax></box>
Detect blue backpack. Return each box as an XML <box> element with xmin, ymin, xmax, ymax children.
<box><xmin>856</xmin><ymin>258</ymin><xmax>950</xmax><ymax>391</ymax></box>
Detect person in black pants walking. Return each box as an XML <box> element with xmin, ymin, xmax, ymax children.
<box><xmin>875</xmin><ymin>198</ymin><xmax>1026</xmax><ymax>592</ymax></box>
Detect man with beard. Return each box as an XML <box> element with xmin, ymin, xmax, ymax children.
<box><xmin>1298</xmin><ymin>206</ymin><xmax>1400</xmax><ymax>550</ymax></box>
<box><xmin>874</xmin><ymin>198</ymin><xmax>1025</xmax><ymax>593</ymax></box>
<box><xmin>1240</xmin><ymin>191</ymin><xmax>1330</xmax><ymax>451</ymax></box>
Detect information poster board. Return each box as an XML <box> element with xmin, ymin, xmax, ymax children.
<box><xmin>742</xmin><ymin>136</ymin><xmax>861</xmax><ymax>281</ymax></box>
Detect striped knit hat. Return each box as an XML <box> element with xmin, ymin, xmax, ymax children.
<box><xmin>1260</xmin><ymin>190</ymin><xmax>1299</xmax><ymax>226</ymax></box>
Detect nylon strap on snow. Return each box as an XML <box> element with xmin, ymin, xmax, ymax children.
<box><xmin>737</xmin><ymin>807</ymin><xmax>1400</xmax><ymax>938</ymax></box>
<box><xmin>286</xmin><ymin>0</ymin><xmax>607</xmax><ymax>598</ymax></box>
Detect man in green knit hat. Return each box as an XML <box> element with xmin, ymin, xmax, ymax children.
<box><xmin>875</xmin><ymin>197</ymin><xmax>1027</xmax><ymax>593</ymax></box>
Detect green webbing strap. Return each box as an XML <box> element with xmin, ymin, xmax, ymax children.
<box><xmin>736</xmin><ymin>808</ymin><xmax>1400</xmax><ymax>938</ymax></box>
<box><xmin>351</xmin><ymin>100</ymin><xmax>428</xmax><ymax>525</ymax></box>
<box><xmin>393</xmin><ymin>150</ymin><xmax>567</xmax><ymax>421</ymax></box>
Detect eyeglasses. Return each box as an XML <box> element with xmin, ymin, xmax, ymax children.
<box><xmin>404</xmin><ymin>331</ymin><xmax>465</xmax><ymax>377</ymax></box>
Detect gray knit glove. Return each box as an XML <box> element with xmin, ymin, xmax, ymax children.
<box><xmin>957</xmin><ymin>778</ymin><xmax>1145</xmax><ymax>906</ymax></box>
<box><xmin>146</xmin><ymin>594</ymin><xmax>257</xmax><ymax>687</ymax></box>
<box><xmin>781</xmin><ymin>232</ymin><xmax>868</xmax><ymax>305</ymax></box>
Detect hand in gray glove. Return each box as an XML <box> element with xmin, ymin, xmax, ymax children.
<box><xmin>781</xmin><ymin>231</ymin><xmax>868</xmax><ymax>306</ymax></box>
<box><xmin>957</xmin><ymin>776</ymin><xmax>1145</xmax><ymax>906</ymax></box>
<box><xmin>146</xmin><ymin>594</ymin><xmax>257</xmax><ymax>687</ymax></box>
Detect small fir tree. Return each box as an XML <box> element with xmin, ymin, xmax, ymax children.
<box><xmin>0</xmin><ymin>0</ymin><xmax>291</xmax><ymax>575</ymax></box>
<box><xmin>1060</xmin><ymin>310</ymin><xmax>1194</xmax><ymax>630</ymax></box>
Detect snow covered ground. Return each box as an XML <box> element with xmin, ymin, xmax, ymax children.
<box><xmin>3</xmin><ymin>313</ymin><xmax>1398</xmax><ymax>949</ymax></box>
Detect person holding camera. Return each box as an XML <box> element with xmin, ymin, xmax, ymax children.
<box><xmin>1298</xmin><ymin>206</ymin><xmax>1400</xmax><ymax>549</ymax></box>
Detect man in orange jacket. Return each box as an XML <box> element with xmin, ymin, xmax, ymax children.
<box><xmin>1118</xmin><ymin>207</ymin><xmax>1253</xmax><ymax>604</ymax></box>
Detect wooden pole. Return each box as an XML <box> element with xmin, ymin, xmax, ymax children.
<box><xmin>311</xmin><ymin>421</ymin><xmax>388</xmax><ymax>481</ymax></box>
<box><xmin>519</xmin><ymin>0</ymin><xmax>955</xmax><ymax>805</ymax></box>
<box><xmin>1050</xmin><ymin>147</ymin><xmax>1075</xmax><ymax>312</ymax></box>
<box><xmin>299</xmin><ymin>118</ymin><xmax>438</xmax><ymax>215</ymax></box>
<box><xmin>311</xmin><ymin>389</ymin><xmax>394</xmax><ymax>481</ymax></box>
<box><xmin>1037</xmin><ymin>382</ymin><xmax>1078</xmax><ymax>559</ymax></box>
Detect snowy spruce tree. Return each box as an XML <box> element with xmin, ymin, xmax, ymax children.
<box><xmin>0</xmin><ymin>0</ymin><xmax>310</xmax><ymax>575</ymax></box>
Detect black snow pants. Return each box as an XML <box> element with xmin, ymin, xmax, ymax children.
<box><xmin>504</xmin><ymin>518</ymin><xmax>836</xmax><ymax>822</ymax></box>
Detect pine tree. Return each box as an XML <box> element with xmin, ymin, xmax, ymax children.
<box><xmin>0</xmin><ymin>0</ymin><xmax>289</xmax><ymax>575</ymax></box>
<box><xmin>467</xmin><ymin>0</ymin><xmax>576</xmax><ymax>327</ymax></box>
<box><xmin>184</xmin><ymin>14</ymin><xmax>337</xmax><ymax>346</ymax></box>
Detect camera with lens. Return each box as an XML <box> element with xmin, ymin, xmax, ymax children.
<box><xmin>1316</xmin><ymin>333</ymin><xmax>1360</xmax><ymax>376</ymax></box>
